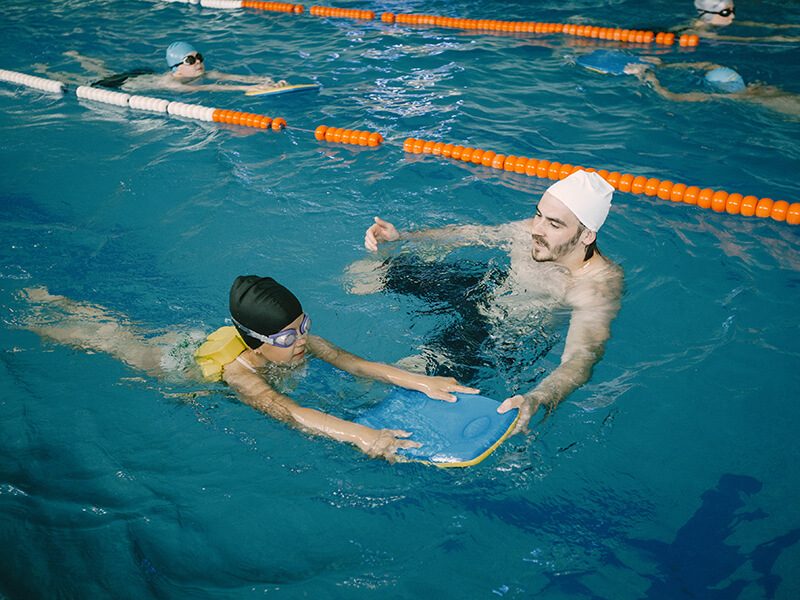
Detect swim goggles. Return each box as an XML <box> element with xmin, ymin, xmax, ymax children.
<box><xmin>231</xmin><ymin>314</ymin><xmax>311</xmax><ymax>348</ymax></box>
<box><xmin>697</xmin><ymin>7</ymin><xmax>735</xmax><ymax>17</ymax></box>
<box><xmin>171</xmin><ymin>53</ymin><xmax>204</xmax><ymax>68</ymax></box>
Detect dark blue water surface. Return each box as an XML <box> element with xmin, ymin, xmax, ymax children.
<box><xmin>1</xmin><ymin>0</ymin><xmax>799</xmax><ymax>597</ymax></box>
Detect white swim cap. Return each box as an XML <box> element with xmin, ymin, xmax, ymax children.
<box><xmin>546</xmin><ymin>170</ymin><xmax>614</xmax><ymax>232</ymax></box>
<box><xmin>694</xmin><ymin>0</ymin><xmax>733</xmax><ymax>12</ymax></box>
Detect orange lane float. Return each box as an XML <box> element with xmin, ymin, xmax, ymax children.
<box><xmin>315</xmin><ymin>125</ymin><xmax>383</xmax><ymax>146</ymax></box>
<box><xmin>382</xmin><ymin>13</ymin><xmax>683</xmax><ymax>45</ymax></box>
<box><xmin>242</xmin><ymin>1</ymin><xmax>304</xmax><ymax>13</ymax></box>
<box><xmin>310</xmin><ymin>5</ymin><xmax>375</xmax><ymax>20</ymax></box>
<box><xmin>402</xmin><ymin>137</ymin><xmax>796</xmax><ymax>224</ymax></box>
<box><xmin>212</xmin><ymin>109</ymin><xmax>286</xmax><ymax>130</ymax></box>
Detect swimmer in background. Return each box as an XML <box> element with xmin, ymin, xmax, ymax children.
<box><xmin>679</xmin><ymin>0</ymin><xmax>800</xmax><ymax>43</ymax></box>
<box><xmin>20</xmin><ymin>276</ymin><xmax>477</xmax><ymax>462</ymax></box>
<box><xmin>35</xmin><ymin>41</ymin><xmax>286</xmax><ymax>94</ymax></box>
<box><xmin>350</xmin><ymin>171</ymin><xmax>624</xmax><ymax>434</ymax></box>
<box><xmin>625</xmin><ymin>59</ymin><xmax>800</xmax><ymax>117</ymax></box>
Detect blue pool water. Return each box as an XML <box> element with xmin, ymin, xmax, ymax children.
<box><xmin>1</xmin><ymin>0</ymin><xmax>799</xmax><ymax>597</ymax></box>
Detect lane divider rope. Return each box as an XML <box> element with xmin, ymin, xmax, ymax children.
<box><xmin>3</xmin><ymin>69</ymin><xmax>794</xmax><ymax>225</ymax></box>
<box><xmin>401</xmin><ymin>137</ymin><xmax>798</xmax><ymax>224</ymax></box>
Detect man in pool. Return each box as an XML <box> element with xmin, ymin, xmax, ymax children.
<box><xmin>21</xmin><ymin>276</ymin><xmax>477</xmax><ymax>462</ymax></box>
<box><xmin>352</xmin><ymin>170</ymin><xmax>623</xmax><ymax>434</ymax></box>
<box><xmin>36</xmin><ymin>42</ymin><xmax>286</xmax><ymax>94</ymax></box>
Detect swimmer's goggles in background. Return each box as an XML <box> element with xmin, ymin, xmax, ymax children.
<box><xmin>231</xmin><ymin>314</ymin><xmax>311</xmax><ymax>348</ymax></box>
<box><xmin>170</xmin><ymin>53</ymin><xmax>204</xmax><ymax>69</ymax></box>
<box><xmin>697</xmin><ymin>7</ymin><xmax>735</xmax><ymax>17</ymax></box>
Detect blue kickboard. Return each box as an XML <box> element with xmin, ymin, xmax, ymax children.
<box><xmin>577</xmin><ymin>49</ymin><xmax>647</xmax><ymax>76</ymax></box>
<box><xmin>356</xmin><ymin>389</ymin><xmax>518</xmax><ymax>467</ymax></box>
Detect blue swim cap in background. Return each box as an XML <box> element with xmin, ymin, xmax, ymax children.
<box><xmin>165</xmin><ymin>41</ymin><xmax>198</xmax><ymax>69</ymax></box>
<box><xmin>705</xmin><ymin>67</ymin><xmax>746</xmax><ymax>93</ymax></box>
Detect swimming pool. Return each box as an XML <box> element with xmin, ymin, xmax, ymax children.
<box><xmin>1</xmin><ymin>0</ymin><xmax>799</xmax><ymax>597</ymax></box>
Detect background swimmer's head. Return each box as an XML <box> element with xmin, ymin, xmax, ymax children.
<box><xmin>705</xmin><ymin>66</ymin><xmax>746</xmax><ymax>93</ymax></box>
<box><xmin>229</xmin><ymin>276</ymin><xmax>303</xmax><ymax>350</ymax></box>
<box><xmin>694</xmin><ymin>0</ymin><xmax>735</xmax><ymax>26</ymax></box>
<box><xmin>165</xmin><ymin>41</ymin><xmax>205</xmax><ymax>77</ymax></box>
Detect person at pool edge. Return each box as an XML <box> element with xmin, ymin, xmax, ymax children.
<box><xmin>358</xmin><ymin>170</ymin><xmax>623</xmax><ymax>434</ymax></box>
<box><xmin>21</xmin><ymin>276</ymin><xmax>477</xmax><ymax>461</ymax></box>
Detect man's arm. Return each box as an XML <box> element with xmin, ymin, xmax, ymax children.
<box><xmin>499</xmin><ymin>265</ymin><xmax>623</xmax><ymax>431</ymax></box>
<box><xmin>364</xmin><ymin>216</ymin><xmax>517</xmax><ymax>252</ymax></box>
<box><xmin>307</xmin><ymin>335</ymin><xmax>478</xmax><ymax>401</ymax></box>
<box><xmin>222</xmin><ymin>358</ymin><xmax>419</xmax><ymax>461</ymax></box>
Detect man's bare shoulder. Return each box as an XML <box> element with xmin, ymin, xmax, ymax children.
<box><xmin>568</xmin><ymin>255</ymin><xmax>623</xmax><ymax>310</ymax></box>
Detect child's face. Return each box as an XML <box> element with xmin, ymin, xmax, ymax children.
<box><xmin>254</xmin><ymin>313</ymin><xmax>309</xmax><ymax>365</ymax></box>
<box><xmin>173</xmin><ymin>53</ymin><xmax>205</xmax><ymax>79</ymax></box>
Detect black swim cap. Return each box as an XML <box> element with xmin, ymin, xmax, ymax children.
<box><xmin>229</xmin><ymin>275</ymin><xmax>303</xmax><ymax>349</ymax></box>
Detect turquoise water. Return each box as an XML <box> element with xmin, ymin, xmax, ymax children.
<box><xmin>2</xmin><ymin>0</ymin><xmax>800</xmax><ymax>597</ymax></box>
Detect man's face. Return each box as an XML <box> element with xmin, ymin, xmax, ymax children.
<box><xmin>529</xmin><ymin>192</ymin><xmax>588</xmax><ymax>263</ymax></box>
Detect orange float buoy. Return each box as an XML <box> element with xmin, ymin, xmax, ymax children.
<box><xmin>755</xmin><ymin>197</ymin><xmax>773</xmax><ymax>218</ymax></box>
<box><xmin>491</xmin><ymin>154</ymin><xmax>506</xmax><ymax>169</ymax></box>
<box><xmin>697</xmin><ymin>188</ymin><xmax>714</xmax><ymax>209</ymax></box>
<box><xmin>460</xmin><ymin>147</ymin><xmax>475</xmax><ymax>162</ymax></box>
<box><xmin>683</xmin><ymin>186</ymin><xmax>700</xmax><ymax>205</ymax></box>
<box><xmin>711</xmin><ymin>190</ymin><xmax>729</xmax><ymax>212</ymax></box>
<box><xmin>441</xmin><ymin>143</ymin><xmax>454</xmax><ymax>158</ymax></box>
<box><xmin>725</xmin><ymin>193</ymin><xmax>743</xmax><ymax>215</ymax></box>
<box><xmin>644</xmin><ymin>177</ymin><xmax>661</xmax><ymax>196</ymax></box>
<box><xmin>657</xmin><ymin>180</ymin><xmax>674</xmax><ymax>200</ymax></box>
<box><xmin>403</xmin><ymin>138</ymin><xmax>416</xmax><ymax>152</ymax></box>
<box><xmin>606</xmin><ymin>171</ymin><xmax>621</xmax><ymax>188</ymax></box>
<box><xmin>617</xmin><ymin>173</ymin><xmax>634</xmax><ymax>193</ymax></box>
<box><xmin>631</xmin><ymin>175</ymin><xmax>647</xmax><ymax>194</ymax></box>
<box><xmin>481</xmin><ymin>150</ymin><xmax>496</xmax><ymax>167</ymax></box>
<box><xmin>670</xmin><ymin>182</ymin><xmax>686</xmax><ymax>202</ymax></box>
<box><xmin>770</xmin><ymin>200</ymin><xmax>789</xmax><ymax>221</ymax></box>
<box><xmin>504</xmin><ymin>155</ymin><xmax>518</xmax><ymax>172</ymax></box>
<box><xmin>739</xmin><ymin>195</ymin><xmax>758</xmax><ymax>216</ymax></box>
<box><xmin>786</xmin><ymin>202</ymin><xmax>800</xmax><ymax>225</ymax></box>
<box><xmin>515</xmin><ymin>157</ymin><xmax>530</xmax><ymax>174</ymax></box>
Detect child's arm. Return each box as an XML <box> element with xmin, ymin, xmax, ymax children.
<box><xmin>222</xmin><ymin>357</ymin><xmax>419</xmax><ymax>460</ymax></box>
<box><xmin>307</xmin><ymin>335</ymin><xmax>479</xmax><ymax>402</ymax></box>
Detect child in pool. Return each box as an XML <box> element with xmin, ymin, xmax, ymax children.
<box><xmin>627</xmin><ymin>59</ymin><xmax>800</xmax><ymax>117</ymax></box>
<box><xmin>35</xmin><ymin>41</ymin><xmax>287</xmax><ymax>94</ymax></box>
<box><xmin>577</xmin><ymin>50</ymin><xmax>800</xmax><ymax>118</ymax></box>
<box><xmin>679</xmin><ymin>0</ymin><xmax>800</xmax><ymax>43</ymax></box>
<box><xmin>21</xmin><ymin>276</ymin><xmax>478</xmax><ymax>462</ymax></box>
